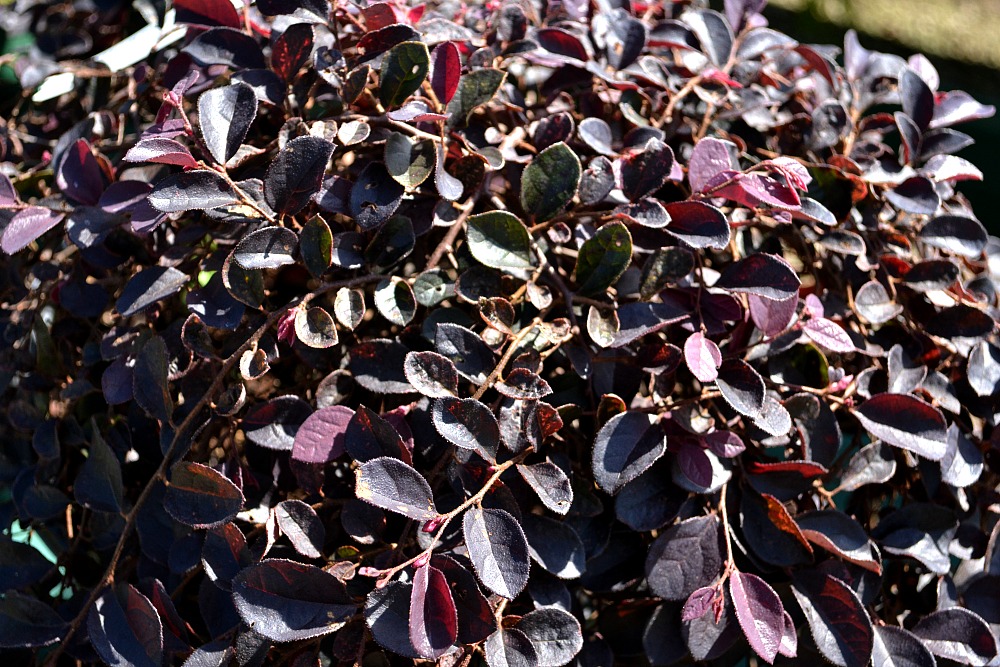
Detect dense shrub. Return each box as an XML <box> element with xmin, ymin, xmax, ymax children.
<box><xmin>2</xmin><ymin>0</ymin><xmax>1000</xmax><ymax>664</ymax></box>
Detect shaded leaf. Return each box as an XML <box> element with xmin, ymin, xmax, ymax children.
<box><xmin>517</xmin><ymin>462</ymin><xmax>573</xmax><ymax>515</ymax></box>
<box><xmin>148</xmin><ymin>170</ymin><xmax>240</xmax><ymax>212</ymax></box>
<box><xmin>243</xmin><ymin>396</ymin><xmax>313</xmax><ymax>451</ymax></box>
<box><xmin>299</xmin><ymin>215</ymin><xmax>333</xmax><ymax>277</ymax></box>
<box><xmin>74</xmin><ymin>431</ymin><xmax>123</xmax><ymax>513</ymax></box>
<box><xmin>575</xmin><ymin>222</ymin><xmax>632</xmax><ymax>296</ymax></box>
<box><xmin>165</xmin><ymin>461</ymin><xmax>243</xmax><ymax>528</ymax></box>
<box><xmin>0</xmin><ymin>592</ymin><xmax>68</xmax><ymax>648</ymax></box>
<box><xmin>365</xmin><ymin>581</ymin><xmax>420</xmax><ymax>658</ymax></box>
<box><xmin>791</xmin><ymin>570</ymin><xmax>874</xmax><ymax>667</ymax></box>
<box><xmin>117</xmin><ymin>266</ymin><xmax>188</xmax><ymax>317</ymax></box>
<box><xmin>797</xmin><ymin>511</ymin><xmax>880</xmax><ymax>573</ymax></box>
<box><xmin>716</xmin><ymin>253</ymin><xmax>800</xmax><ymax>301</ymax></box>
<box><xmin>522</xmin><ymin>514</ymin><xmax>586</xmax><ymax>580</ymax></box>
<box><xmin>231</xmin><ymin>559</ymin><xmax>355</xmax><ymax>642</ymax></box>
<box><xmin>264</xmin><ymin>136</ymin><xmax>335</xmax><ymax>216</ymax></box>
<box><xmin>518</xmin><ymin>607</ymin><xmax>583</xmax><ymax>667</ymax></box>
<box><xmin>446</xmin><ymin>68</ymin><xmax>506</xmax><ymax>127</ymax></box>
<box><xmin>646</xmin><ymin>515</ymin><xmax>723</xmax><ymax>601</ymax></box>
<box><xmin>133</xmin><ymin>335</ymin><xmax>173</xmax><ymax>423</ymax></box>
<box><xmin>432</xmin><ymin>397</ymin><xmax>500</xmax><ymax>461</ymax></box>
<box><xmin>198</xmin><ymin>82</ymin><xmax>257</xmax><ymax>164</ymax></box>
<box><xmin>485</xmin><ymin>627</ymin><xmax>537</xmax><ymax>667</ymax></box>
<box><xmin>615</xmin><ymin>139</ymin><xmax>675</xmax><ymax>201</ymax></box>
<box><xmin>409</xmin><ymin>564</ymin><xmax>458</xmax><ymax>659</ymax></box>
<box><xmin>275</xmin><ymin>499</ymin><xmax>325</xmax><ymax>559</ymax></box>
<box><xmin>872</xmin><ymin>625</ymin><xmax>937</xmax><ymax>667</ymax></box>
<box><xmin>716</xmin><ymin>359</ymin><xmax>766</xmax><ymax>417</ymax></box>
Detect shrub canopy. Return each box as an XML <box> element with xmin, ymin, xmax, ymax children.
<box><xmin>1</xmin><ymin>0</ymin><xmax>999</xmax><ymax>665</ymax></box>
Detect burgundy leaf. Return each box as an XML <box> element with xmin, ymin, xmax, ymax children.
<box><xmin>663</xmin><ymin>200</ymin><xmax>731</xmax><ymax>249</ymax></box>
<box><xmin>56</xmin><ymin>139</ymin><xmax>104</xmax><ymax>205</ymax></box>
<box><xmin>689</xmin><ymin>137</ymin><xmax>739</xmax><ymax>193</ymax></box>
<box><xmin>409</xmin><ymin>564</ymin><xmax>458</xmax><ymax>659</ymax></box>
<box><xmin>614</xmin><ymin>138</ymin><xmax>675</xmax><ymax>201</ymax></box>
<box><xmin>749</xmin><ymin>293</ymin><xmax>798</xmax><ymax>336</ymax></box>
<box><xmin>682</xmin><ymin>586</ymin><xmax>717</xmax><ymax>622</ymax></box>
<box><xmin>123</xmin><ymin>137</ymin><xmax>198</xmax><ymax>168</ymax></box>
<box><xmin>430</xmin><ymin>42</ymin><xmax>461</xmax><ymax>104</ymax></box>
<box><xmin>496</xmin><ymin>368</ymin><xmax>552</xmax><ymax>400</ymax></box>
<box><xmin>791</xmin><ymin>571</ymin><xmax>874</xmax><ymax>667</ymax></box>
<box><xmin>853</xmin><ymin>393</ymin><xmax>948</xmax><ymax>460</ymax></box>
<box><xmin>716</xmin><ymin>253</ymin><xmax>801</xmax><ymax>301</ymax></box>
<box><xmin>174</xmin><ymin>0</ymin><xmax>241</xmax><ymax>27</ymax></box>
<box><xmin>355</xmin><ymin>457</ymin><xmax>438</xmax><ymax>520</ymax></box>
<box><xmin>730</xmin><ymin>571</ymin><xmax>785</xmax><ymax>664</ymax></box>
<box><xmin>715</xmin><ymin>359</ymin><xmax>766</xmax><ymax>417</ymax></box>
<box><xmin>591</xmin><ymin>411</ymin><xmax>668</xmax><ymax>494</ymax></box>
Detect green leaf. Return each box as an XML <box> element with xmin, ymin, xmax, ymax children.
<box><xmin>384</xmin><ymin>133</ymin><xmax>435</xmax><ymax>189</ymax></box>
<box><xmin>379</xmin><ymin>41</ymin><xmax>430</xmax><ymax>108</ymax></box>
<box><xmin>299</xmin><ymin>215</ymin><xmax>333</xmax><ymax>278</ymax></box>
<box><xmin>520</xmin><ymin>142</ymin><xmax>581</xmax><ymax>222</ymax></box>
<box><xmin>575</xmin><ymin>222</ymin><xmax>632</xmax><ymax>296</ymax></box>
<box><xmin>466</xmin><ymin>211</ymin><xmax>534</xmax><ymax>271</ymax></box>
<box><xmin>446</xmin><ymin>68</ymin><xmax>506</xmax><ymax>128</ymax></box>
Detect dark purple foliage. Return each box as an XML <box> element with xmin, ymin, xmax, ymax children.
<box><xmin>1</xmin><ymin>1</ymin><xmax>999</xmax><ymax>665</ymax></box>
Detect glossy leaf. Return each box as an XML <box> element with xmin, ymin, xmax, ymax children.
<box><xmin>791</xmin><ymin>570</ymin><xmax>874</xmax><ymax>667</ymax></box>
<box><xmin>165</xmin><ymin>461</ymin><xmax>243</xmax><ymax>528</ymax></box>
<box><xmin>463</xmin><ymin>507</ymin><xmax>530</xmax><ymax>599</ymax></box>
<box><xmin>355</xmin><ymin>457</ymin><xmax>437</xmax><ymax>520</ymax></box>
<box><xmin>716</xmin><ymin>253</ymin><xmax>801</xmax><ymax>300</ymax></box>
<box><xmin>148</xmin><ymin>170</ymin><xmax>240</xmax><ymax>212</ymax></box>
<box><xmin>198</xmin><ymin>82</ymin><xmax>257</xmax><ymax>164</ymax></box>
<box><xmin>432</xmin><ymin>397</ymin><xmax>500</xmax><ymax>461</ymax></box>
<box><xmin>379</xmin><ymin>41</ymin><xmax>430</xmax><ymax>107</ymax></box>
<box><xmin>854</xmin><ymin>393</ymin><xmax>948</xmax><ymax>460</ymax></box>
<box><xmin>231</xmin><ymin>559</ymin><xmax>355</xmax><ymax>642</ymax></box>
<box><xmin>466</xmin><ymin>211</ymin><xmax>534</xmax><ymax>270</ymax></box>
<box><xmin>521</xmin><ymin>142</ymin><xmax>581</xmax><ymax>222</ymax></box>
<box><xmin>409</xmin><ymin>564</ymin><xmax>458</xmax><ymax>659</ymax></box>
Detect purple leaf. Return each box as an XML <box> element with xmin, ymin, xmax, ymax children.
<box><xmin>591</xmin><ymin>411</ymin><xmax>667</xmax><ymax>494</ymax></box>
<box><xmin>274</xmin><ymin>499</ymin><xmax>325</xmax><ymax>559</ymax></box>
<box><xmin>911</xmin><ymin>607</ymin><xmax>997</xmax><ymax>666</ymax></box>
<box><xmin>231</xmin><ymin>559</ymin><xmax>355</xmax><ymax>642</ymax></box>
<box><xmin>682</xmin><ymin>586</ymin><xmax>717</xmax><ymax>622</ymax></box>
<box><xmin>164</xmin><ymin>461</ymin><xmax>243</xmax><ymax>528</ymax></box>
<box><xmin>688</xmin><ymin>137</ymin><xmax>739</xmax><ymax>193</ymax></box>
<box><xmin>404</xmin><ymin>351</ymin><xmax>459</xmax><ymax>397</ymax></box>
<box><xmin>684</xmin><ymin>331</ymin><xmax>722</xmax><ymax>382</ymax></box>
<box><xmin>517</xmin><ymin>607</ymin><xmax>583</xmax><ymax>667</ymax></box>
<box><xmin>355</xmin><ymin>457</ymin><xmax>438</xmax><ymax>520</ymax></box>
<box><xmin>409</xmin><ymin>564</ymin><xmax>458</xmax><ymax>659</ymax></box>
<box><xmin>677</xmin><ymin>440</ymin><xmax>714</xmax><ymax>487</ymax></box>
<box><xmin>792</xmin><ymin>571</ymin><xmax>874</xmax><ymax>667</ymax></box>
<box><xmin>123</xmin><ymin>137</ymin><xmax>198</xmax><ymax>168</ymax></box>
<box><xmin>265</xmin><ymin>136</ymin><xmax>335</xmax><ymax>216</ymax></box>
<box><xmin>802</xmin><ymin>317</ymin><xmax>855</xmax><ymax>353</ymax></box>
<box><xmin>463</xmin><ymin>507</ymin><xmax>530</xmax><ymax>599</ymax></box>
<box><xmin>749</xmin><ymin>293</ymin><xmax>798</xmax><ymax>336</ymax></box>
<box><xmin>614</xmin><ymin>138</ymin><xmax>675</xmax><ymax>201</ymax></box>
<box><xmin>1</xmin><ymin>206</ymin><xmax>64</xmax><ymax>254</ymax></box>
<box><xmin>730</xmin><ymin>571</ymin><xmax>785</xmax><ymax>664</ymax></box>
<box><xmin>930</xmin><ymin>90</ymin><xmax>996</xmax><ymax>129</ymax></box>
<box><xmin>646</xmin><ymin>515</ymin><xmax>723</xmax><ymax>601</ymax></box>
<box><xmin>56</xmin><ymin>139</ymin><xmax>104</xmax><ymax>205</ymax></box>
<box><xmin>716</xmin><ymin>359</ymin><xmax>766</xmax><ymax>417</ymax></box>
<box><xmin>663</xmin><ymin>200</ymin><xmax>731</xmax><ymax>249</ymax></box>
<box><xmin>432</xmin><ymin>396</ymin><xmax>500</xmax><ymax>462</ymax></box>
<box><xmin>430</xmin><ymin>42</ymin><xmax>461</xmax><ymax>104</ymax></box>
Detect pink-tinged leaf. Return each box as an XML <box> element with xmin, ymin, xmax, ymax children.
<box><xmin>1</xmin><ymin>206</ymin><xmax>64</xmax><ymax>254</ymax></box>
<box><xmin>730</xmin><ymin>571</ymin><xmax>785</xmax><ymax>664</ymax></box>
<box><xmin>684</xmin><ymin>331</ymin><xmax>722</xmax><ymax>383</ymax></box>
<box><xmin>803</xmin><ymin>317</ymin><xmax>855</xmax><ymax>353</ymax></box>
<box><xmin>409</xmin><ymin>564</ymin><xmax>458</xmax><ymax>659</ymax></box>
<box><xmin>922</xmin><ymin>155</ymin><xmax>983</xmax><ymax>182</ymax></box>
<box><xmin>125</xmin><ymin>137</ymin><xmax>198</xmax><ymax>168</ymax></box>
<box><xmin>682</xmin><ymin>586</ymin><xmax>717</xmax><ymax>622</ymax></box>
<box><xmin>853</xmin><ymin>393</ymin><xmax>948</xmax><ymax>460</ymax></box>
<box><xmin>804</xmin><ymin>294</ymin><xmax>824</xmax><ymax>318</ymax></box>
<box><xmin>292</xmin><ymin>405</ymin><xmax>353</xmax><ymax>464</ymax></box>
<box><xmin>708</xmin><ymin>171</ymin><xmax>801</xmax><ymax>209</ymax></box>
<box><xmin>362</xmin><ymin>2</ymin><xmax>400</xmax><ymax>31</ymax></box>
<box><xmin>174</xmin><ymin>0</ymin><xmax>241</xmax><ymax>28</ymax></box>
<box><xmin>766</xmin><ymin>157</ymin><xmax>812</xmax><ymax>190</ymax></box>
<box><xmin>688</xmin><ymin>137</ymin><xmax>738</xmax><ymax>193</ymax></box>
<box><xmin>701</xmin><ymin>430</ymin><xmax>745</xmax><ymax>457</ymax></box>
<box><xmin>430</xmin><ymin>42</ymin><xmax>461</xmax><ymax>104</ymax></box>
<box><xmin>749</xmin><ymin>293</ymin><xmax>798</xmax><ymax>336</ymax></box>
<box><xmin>0</xmin><ymin>173</ymin><xmax>18</xmax><ymax>206</ymax></box>
<box><xmin>778</xmin><ymin>610</ymin><xmax>798</xmax><ymax>658</ymax></box>
<box><xmin>56</xmin><ymin>139</ymin><xmax>105</xmax><ymax>205</ymax></box>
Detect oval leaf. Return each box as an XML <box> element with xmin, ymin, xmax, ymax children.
<box><xmin>355</xmin><ymin>457</ymin><xmax>438</xmax><ymax>520</ymax></box>
<box><xmin>853</xmin><ymin>393</ymin><xmax>947</xmax><ymax>460</ymax></box>
<box><xmin>164</xmin><ymin>461</ymin><xmax>243</xmax><ymax>528</ymax></box>
<box><xmin>466</xmin><ymin>211</ymin><xmax>534</xmax><ymax>271</ymax></box>
<box><xmin>463</xmin><ymin>507</ymin><xmax>530</xmax><ymax>599</ymax></box>
<box><xmin>520</xmin><ymin>142</ymin><xmax>581</xmax><ymax>222</ymax></box>
<box><xmin>592</xmin><ymin>411</ymin><xmax>668</xmax><ymax>494</ymax></box>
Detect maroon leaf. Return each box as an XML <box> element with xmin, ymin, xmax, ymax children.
<box><xmin>682</xmin><ymin>586</ymin><xmax>717</xmax><ymax>622</ymax></box>
<box><xmin>404</xmin><ymin>351</ymin><xmax>459</xmax><ymax>397</ymax></box>
<box><xmin>430</xmin><ymin>42</ymin><xmax>461</xmax><ymax>104</ymax></box>
<box><xmin>409</xmin><ymin>564</ymin><xmax>458</xmax><ymax>659</ymax></box>
<box><xmin>911</xmin><ymin>607</ymin><xmax>997</xmax><ymax>665</ymax></box>
<box><xmin>715</xmin><ymin>359</ymin><xmax>766</xmax><ymax>417</ymax></box>
<box><xmin>164</xmin><ymin>461</ymin><xmax>244</xmax><ymax>528</ymax></box>
<box><xmin>684</xmin><ymin>331</ymin><xmax>722</xmax><ymax>382</ymax></box>
<box><xmin>355</xmin><ymin>457</ymin><xmax>438</xmax><ymax>520</ymax></box>
<box><xmin>274</xmin><ymin>499</ymin><xmax>325</xmax><ymax>559</ymax></box>
<box><xmin>730</xmin><ymin>571</ymin><xmax>785</xmax><ymax>664</ymax></box>
<box><xmin>853</xmin><ymin>393</ymin><xmax>948</xmax><ymax>460</ymax></box>
<box><xmin>663</xmin><ymin>200</ymin><xmax>731</xmax><ymax>249</ymax></box>
<box><xmin>614</xmin><ymin>138</ymin><xmax>675</xmax><ymax>201</ymax></box>
<box><xmin>496</xmin><ymin>369</ymin><xmax>552</xmax><ymax>399</ymax></box>
<box><xmin>709</xmin><ymin>171</ymin><xmax>801</xmax><ymax>209</ymax></box>
<box><xmin>432</xmin><ymin>397</ymin><xmax>500</xmax><ymax>462</ymax></box>
<box><xmin>272</xmin><ymin>23</ymin><xmax>314</xmax><ymax>81</ymax></box>
<box><xmin>56</xmin><ymin>139</ymin><xmax>104</xmax><ymax>205</ymax></box>
<box><xmin>791</xmin><ymin>571</ymin><xmax>873</xmax><ymax>667</ymax></box>
<box><xmin>716</xmin><ymin>253</ymin><xmax>800</xmax><ymax>301</ymax></box>
<box><xmin>174</xmin><ymin>0</ymin><xmax>241</xmax><ymax>27</ymax></box>
<box><xmin>1</xmin><ymin>207</ymin><xmax>64</xmax><ymax>254</ymax></box>
<box><xmin>430</xmin><ymin>555</ymin><xmax>496</xmax><ymax>644</ymax></box>
<box><xmin>345</xmin><ymin>405</ymin><xmax>409</xmax><ymax>462</ymax></box>
<box><xmin>796</xmin><ymin>511</ymin><xmax>881</xmax><ymax>574</ymax></box>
